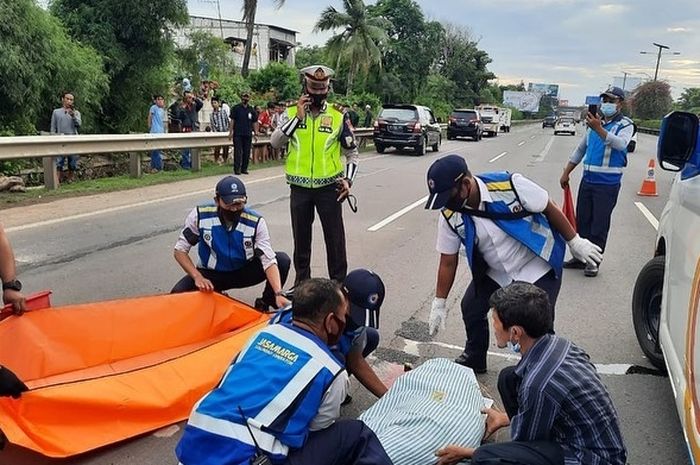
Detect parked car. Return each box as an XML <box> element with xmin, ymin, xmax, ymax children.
<box><xmin>553</xmin><ymin>117</ymin><xmax>576</xmax><ymax>136</ymax></box>
<box><xmin>631</xmin><ymin>111</ymin><xmax>700</xmax><ymax>463</ymax></box>
<box><xmin>447</xmin><ymin>109</ymin><xmax>483</xmax><ymax>141</ymax></box>
<box><xmin>373</xmin><ymin>104</ymin><xmax>441</xmax><ymax>155</ymax></box>
<box><xmin>542</xmin><ymin>115</ymin><xmax>557</xmax><ymax>128</ymax></box>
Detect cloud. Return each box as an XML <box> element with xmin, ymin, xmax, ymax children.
<box><xmin>667</xmin><ymin>27</ymin><xmax>693</xmax><ymax>33</ymax></box>
<box><xmin>597</xmin><ymin>4</ymin><xmax>629</xmax><ymax>14</ymax></box>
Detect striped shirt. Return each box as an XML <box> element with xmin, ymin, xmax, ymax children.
<box><xmin>513</xmin><ymin>335</ymin><xmax>627</xmax><ymax>465</ymax></box>
<box><xmin>359</xmin><ymin>358</ymin><xmax>486</xmax><ymax>465</ymax></box>
<box><xmin>209</xmin><ymin>109</ymin><xmax>229</xmax><ymax>132</ymax></box>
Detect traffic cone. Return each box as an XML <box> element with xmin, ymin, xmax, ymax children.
<box><xmin>637</xmin><ymin>159</ymin><xmax>659</xmax><ymax>197</ymax></box>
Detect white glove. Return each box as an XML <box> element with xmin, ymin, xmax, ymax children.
<box><xmin>567</xmin><ymin>234</ymin><xmax>603</xmax><ymax>265</ymax></box>
<box><xmin>429</xmin><ymin>297</ymin><xmax>448</xmax><ymax>335</ymax></box>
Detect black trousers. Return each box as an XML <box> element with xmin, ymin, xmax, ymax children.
<box><xmin>576</xmin><ymin>180</ymin><xmax>621</xmax><ymax>252</ymax></box>
<box><xmin>233</xmin><ymin>135</ymin><xmax>253</xmax><ymax>173</ymax></box>
<box><xmin>284</xmin><ymin>419</ymin><xmax>392</xmax><ymax>465</ymax></box>
<box><xmin>290</xmin><ymin>184</ymin><xmax>347</xmax><ymax>285</ymax></box>
<box><xmin>470</xmin><ymin>366</ymin><xmax>564</xmax><ymax>465</ymax></box>
<box><xmin>460</xmin><ymin>271</ymin><xmax>561</xmax><ymax>364</ymax></box>
<box><xmin>170</xmin><ymin>252</ymin><xmax>290</xmax><ymax>306</ymax></box>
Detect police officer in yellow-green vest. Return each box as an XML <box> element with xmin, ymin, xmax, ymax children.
<box><xmin>271</xmin><ymin>65</ymin><xmax>359</xmax><ymax>285</ymax></box>
<box><xmin>171</xmin><ymin>176</ymin><xmax>291</xmax><ymax>311</ymax></box>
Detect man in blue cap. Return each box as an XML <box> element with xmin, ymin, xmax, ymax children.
<box><xmin>271</xmin><ymin>268</ymin><xmax>388</xmax><ymax>399</ymax></box>
<box><xmin>172</xmin><ymin>175</ymin><xmax>291</xmax><ymax>310</ymax></box>
<box><xmin>424</xmin><ymin>155</ymin><xmax>602</xmax><ymax>373</ymax></box>
<box><xmin>560</xmin><ymin>86</ymin><xmax>635</xmax><ymax>277</ymax></box>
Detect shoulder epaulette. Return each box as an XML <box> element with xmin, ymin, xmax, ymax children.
<box><xmin>331</xmin><ymin>103</ymin><xmax>345</xmax><ymax>113</ymax></box>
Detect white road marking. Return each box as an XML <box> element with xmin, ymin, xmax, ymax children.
<box><xmin>489</xmin><ymin>151</ymin><xmax>508</xmax><ymax>163</ymax></box>
<box><xmin>7</xmin><ymin>155</ymin><xmax>390</xmax><ymax>233</ymax></box>
<box><xmin>532</xmin><ymin>136</ymin><xmax>555</xmax><ymax>163</ymax></box>
<box><xmin>635</xmin><ymin>202</ymin><xmax>659</xmax><ymax>230</ymax></box>
<box><xmin>398</xmin><ymin>337</ymin><xmax>639</xmax><ymax>376</ymax></box>
<box><xmin>368</xmin><ymin>196</ymin><xmax>429</xmax><ymax>232</ymax></box>
<box><xmin>530</xmin><ymin>135</ymin><xmax>536</xmax><ymax>139</ymax></box>
<box><xmin>518</xmin><ymin>141</ymin><xmax>525</xmax><ymax>146</ymax></box>
<box><xmin>152</xmin><ymin>424</ymin><xmax>180</xmax><ymax>438</ymax></box>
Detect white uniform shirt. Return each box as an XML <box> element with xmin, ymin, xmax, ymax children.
<box><xmin>308</xmin><ymin>371</ymin><xmax>349</xmax><ymax>431</ymax></box>
<box><xmin>436</xmin><ymin>174</ymin><xmax>552</xmax><ymax>287</ymax></box>
<box><xmin>174</xmin><ymin>208</ymin><xmax>278</xmax><ymax>270</ymax></box>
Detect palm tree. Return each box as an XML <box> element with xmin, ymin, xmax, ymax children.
<box><xmin>241</xmin><ymin>0</ymin><xmax>286</xmax><ymax>77</ymax></box>
<box><xmin>314</xmin><ymin>0</ymin><xmax>390</xmax><ymax>96</ymax></box>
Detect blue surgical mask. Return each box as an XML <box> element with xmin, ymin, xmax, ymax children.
<box><xmin>507</xmin><ymin>339</ymin><xmax>521</xmax><ymax>354</ymax></box>
<box><xmin>600</xmin><ymin>102</ymin><xmax>618</xmax><ymax>117</ymax></box>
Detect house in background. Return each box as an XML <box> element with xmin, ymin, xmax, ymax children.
<box><xmin>175</xmin><ymin>15</ymin><xmax>298</xmax><ymax>71</ymax></box>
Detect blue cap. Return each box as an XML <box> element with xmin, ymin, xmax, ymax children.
<box><xmin>600</xmin><ymin>86</ymin><xmax>625</xmax><ymax>101</ymax></box>
<box><xmin>215</xmin><ymin>176</ymin><xmax>247</xmax><ymax>204</ymax></box>
<box><xmin>344</xmin><ymin>269</ymin><xmax>384</xmax><ymax>329</ymax></box>
<box><xmin>425</xmin><ymin>154</ymin><xmax>468</xmax><ymax>210</ymax></box>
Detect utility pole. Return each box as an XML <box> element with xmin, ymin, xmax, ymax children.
<box><xmin>640</xmin><ymin>43</ymin><xmax>680</xmax><ymax>81</ymax></box>
<box><xmin>621</xmin><ymin>71</ymin><xmax>630</xmax><ymax>90</ymax></box>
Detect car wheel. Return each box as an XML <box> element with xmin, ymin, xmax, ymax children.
<box><xmin>632</xmin><ymin>255</ymin><xmax>666</xmax><ymax>371</ymax></box>
<box><xmin>447</xmin><ymin>134</ymin><xmax>454</xmax><ymax>141</ymax></box>
<box><xmin>415</xmin><ymin>138</ymin><xmax>426</xmax><ymax>156</ymax></box>
<box><xmin>432</xmin><ymin>136</ymin><xmax>440</xmax><ymax>152</ymax></box>
<box><xmin>375</xmin><ymin>143</ymin><xmax>385</xmax><ymax>154</ymax></box>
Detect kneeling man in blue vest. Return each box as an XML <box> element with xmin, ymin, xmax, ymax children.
<box><xmin>171</xmin><ymin>176</ymin><xmax>291</xmax><ymax>311</ymax></box>
<box><xmin>176</xmin><ymin>277</ymin><xmax>393</xmax><ymax>465</ymax></box>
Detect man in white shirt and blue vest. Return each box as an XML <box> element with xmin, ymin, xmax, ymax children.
<box><xmin>175</xmin><ymin>278</ymin><xmax>392</xmax><ymax>465</ymax></box>
<box><xmin>560</xmin><ymin>86</ymin><xmax>635</xmax><ymax>277</ymax></box>
<box><xmin>172</xmin><ymin>176</ymin><xmax>291</xmax><ymax>311</ymax></box>
<box><xmin>424</xmin><ymin>155</ymin><xmax>602</xmax><ymax>374</ymax></box>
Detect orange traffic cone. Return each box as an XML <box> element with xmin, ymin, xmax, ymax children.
<box><xmin>637</xmin><ymin>159</ymin><xmax>659</xmax><ymax>197</ymax></box>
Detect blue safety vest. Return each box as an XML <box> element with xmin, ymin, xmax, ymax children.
<box><xmin>582</xmin><ymin>114</ymin><xmax>634</xmax><ymax>185</ymax></box>
<box><xmin>176</xmin><ymin>323</ymin><xmax>344</xmax><ymax>465</ymax></box>
<box><xmin>441</xmin><ymin>172</ymin><xmax>565</xmax><ymax>277</ymax></box>
<box><xmin>269</xmin><ymin>308</ymin><xmax>360</xmax><ymax>361</ymax></box>
<box><xmin>196</xmin><ymin>205</ymin><xmax>261</xmax><ymax>272</ymax></box>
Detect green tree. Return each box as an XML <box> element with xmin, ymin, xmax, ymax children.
<box><xmin>248</xmin><ymin>62</ymin><xmax>300</xmax><ymax>101</ymax></box>
<box><xmin>415</xmin><ymin>73</ymin><xmax>457</xmax><ymax>120</ymax></box>
<box><xmin>0</xmin><ymin>0</ymin><xmax>107</xmax><ymax>135</ymax></box>
<box><xmin>176</xmin><ymin>31</ymin><xmax>231</xmax><ymax>88</ymax></box>
<box><xmin>368</xmin><ymin>0</ymin><xmax>444</xmax><ymax>101</ymax></box>
<box><xmin>51</xmin><ymin>0</ymin><xmax>188</xmax><ymax>133</ymax></box>
<box><xmin>438</xmin><ymin>23</ymin><xmax>495</xmax><ymax>107</ymax></box>
<box><xmin>295</xmin><ymin>45</ymin><xmax>328</xmax><ymax>69</ymax></box>
<box><xmin>241</xmin><ymin>0</ymin><xmax>286</xmax><ymax>77</ymax></box>
<box><xmin>678</xmin><ymin>87</ymin><xmax>700</xmax><ymax>113</ymax></box>
<box><xmin>631</xmin><ymin>81</ymin><xmax>673</xmax><ymax>120</ymax></box>
<box><xmin>315</xmin><ymin>0</ymin><xmax>390</xmax><ymax>96</ymax></box>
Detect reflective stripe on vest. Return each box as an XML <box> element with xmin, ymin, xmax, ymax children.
<box><xmin>285</xmin><ymin>105</ymin><xmax>344</xmax><ymax>188</ymax></box>
<box><xmin>196</xmin><ymin>206</ymin><xmax>260</xmax><ymax>271</ymax></box>
<box><xmin>441</xmin><ymin>172</ymin><xmax>565</xmax><ymax>277</ymax></box>
<box><xmin>583</xmin><ymin>116</ymin><xmax>633</xmax><ymax>184</ymax></box>
<box><xmin>177</xmin><ymin>323</ymin><xmax>343</xmax><ymax>464</ymax></box>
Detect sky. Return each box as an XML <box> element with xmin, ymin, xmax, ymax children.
<box><xmin>189</xmin><ymin>0</ymin><xmax>700</xmax><ymax>104</ymax></box>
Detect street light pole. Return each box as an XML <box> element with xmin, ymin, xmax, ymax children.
<box><xmin>652</xmin><ymin>42</ymin><xmax>668</xmax><ymax>81</ymax></box>
<box><xmin>621</xmin><ymin>71</ymin><xmax>630</xmax><ymax>90</ymax></box>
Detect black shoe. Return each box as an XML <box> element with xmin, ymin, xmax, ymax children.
<box><xmin>584</xmin><ymin>262</ymin><xmax>599</xmax><ymax>277</ymax></box>
<box><xmin>563</xmin><ymin>258</ymin><xmax>586</xmax><ymax>269</ymax></box>
<box><xmin>454</xmin><ymin>353</ymin><xmax>487</xmax><ymax>374</ymax></box>
<box><xmin>341</xmin><ymin>394</ymin><xmax>353</xmax><ymax>406</ymax></box>
<box><xmin>234</xmin><ymin>170</ymin><xmax>241</xmax><ymax>175</ymax></box>
<box><xmin>241</xmin><ymin>170</ymin><xmax>249</xmax><ymax>175</ymax></box>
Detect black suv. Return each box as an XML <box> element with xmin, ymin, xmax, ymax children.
<box><xmin>373</xmin><ymin>104</ymin><xmax>441</xmax><ymax>155</ymax></box>
<box><xmin>447</xmin><ymin>109</ymin><xmax>483</xmax><ymax>141</ymax></box>
<box><xmin>542</xmin><ymin>115</ymin><xmax>557</xmax><ymax>128</ymax></box>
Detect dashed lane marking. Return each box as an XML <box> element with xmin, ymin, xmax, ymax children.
<box><xmin>368</xmin><ymin>196</ymin><xmax>429</xmax><ymax>232</ymax></box>
<box><xmin>635</xmin><ymin>202</ymin><xmax>659</xmax><ymax>230</ymax></box>
<box><xmin>489</xmin><ymin>151</ymin><xmax>508</xmax><ymax>163</ymax></box>
<box><xmin>518</xmin><ymin>141</ymin><xmax>526</xmax><ymax>146</ymax></box>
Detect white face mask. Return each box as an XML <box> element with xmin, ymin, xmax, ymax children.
<box><xmin>507</xmin><ymin>329</ymin><xmax>521</xmax><ymax>353</ymax></box>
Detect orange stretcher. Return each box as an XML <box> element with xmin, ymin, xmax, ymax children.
<box><xmin>0</xmin><ymin>291</ymin><xmax>270</xmax><ymax>457</ymax></box>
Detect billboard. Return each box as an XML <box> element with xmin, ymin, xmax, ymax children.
<box><xmin>528</xmin><ymin>83</ymin><xmax>560</xmax><ymax>98</ymax></box>
<box><xmin>502</xmin><ymin>91</ymin><xmax>542</xmax><ymax>113</ymax></box>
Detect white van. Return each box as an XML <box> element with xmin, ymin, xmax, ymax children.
<box><xmin>632</xmin><ymin>111</ymin><xmax>700</xmax><ymax>463</ymax></box>
<box><xmin>476</xmin><ymin>105</ymin><xmax>500</xmax><ymax>137</ymax></box>
<box><xmin>499</xmin><ymin>107</ymin><xmax>512</xmax><ymax>133</ymax></box>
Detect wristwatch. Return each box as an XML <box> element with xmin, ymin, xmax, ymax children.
<box><xmin>2</xmin><ymin>280</ymin><xmax>22</xmax><ymax>292</ymax></box>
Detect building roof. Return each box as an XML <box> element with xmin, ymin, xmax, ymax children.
<box><xmin>189</xmin><ymin>14</ymin><xmax>298</xmax><ymax>35</ymax></box>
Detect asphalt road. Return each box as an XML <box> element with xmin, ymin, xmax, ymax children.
<box><xmin>0</xmin><ymin>124</ymin><xmax>688</xmax><ymax>465</ymax></box>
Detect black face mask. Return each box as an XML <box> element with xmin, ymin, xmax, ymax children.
<box><xmin>220</xmin><ymin>209</ymin><xmax>242</xmax><ymax>223</ymax></box>
<box><xmin>310</xmin><ymin>94</ymin><xmax>327</xmax><ymax>108</ymax></box>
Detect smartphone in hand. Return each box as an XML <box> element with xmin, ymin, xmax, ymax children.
<box><xmin>585</xmin><ymin>96</ymin><xmax>601</xmax><ymax>117</ymax></box>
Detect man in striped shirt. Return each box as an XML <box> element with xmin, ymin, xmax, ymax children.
<box><xmin>436</xmin><ymin>282</ymin><xmax>626</xmax><ymax>465</ymax></box>
<box><xmin>210</xmin><ymin>97</ymin><xmax>230</xmax><ymax>164</ymax></box>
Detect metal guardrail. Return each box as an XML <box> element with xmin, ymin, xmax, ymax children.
<box><xmin>0</xmin><ymin>121</ymin><xmax>540</xmax><ymax>191</ymax></box>
<box><xmin>637</xmin><ymin>127</ymin><xmax>660</xmax><ymax>135</ymax></box>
